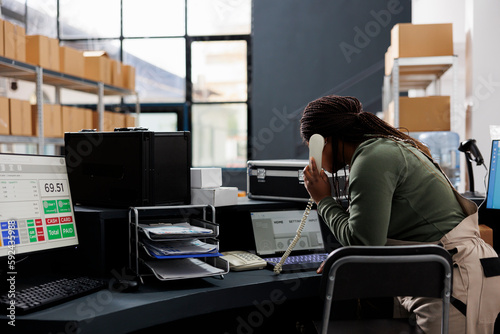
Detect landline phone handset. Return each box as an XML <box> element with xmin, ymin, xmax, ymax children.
<box><xmin>273</xmin><ymin>134</ymin><xmax>324</xmax><ymax>274</ymax></box>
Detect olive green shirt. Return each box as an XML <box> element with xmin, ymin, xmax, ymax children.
<box><xmin>318</xmin><ymin>137</ymin><xmax>466</xmax><ymax>246</ymax></box>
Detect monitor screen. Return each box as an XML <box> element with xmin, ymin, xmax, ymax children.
<box><xmin>486</xmin><ymin>140</ymin><xmax>500</xmax><ymax>209</ymax></box>
<box><xmin>0</xmin><ymin>153</ymin><xmax>78</xmax><ymax>257</ymax></box>
<box><xmin>250</xmin><ymin>209</ymin><xmax>324</xmax><ymax>255</ymax></box>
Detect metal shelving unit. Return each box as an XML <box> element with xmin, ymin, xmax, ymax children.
<box><xmin>382</xmin><ymin>55</ymin><xmax>458</xmax><ymax>129</ymax></box>
<box><xmin>0</xmin><ymin>55</ymin><xmax>140</xmax><ymax>154</ymax></box>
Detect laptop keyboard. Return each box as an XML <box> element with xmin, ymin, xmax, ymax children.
<box><xmin>265</xmin><ymin>253</ymin><xmax>328</xmax><ymax>272</ymax></box>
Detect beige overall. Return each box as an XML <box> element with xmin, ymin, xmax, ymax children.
<box><xmin>395</xmin><ymin>192</ymin><xmax>500</xmax><ymax>333</ymax></box>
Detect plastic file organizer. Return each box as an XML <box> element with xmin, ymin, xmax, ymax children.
<box><xmin>129</xmin><ymin>205</ymin><xmax>229</xmax><ymax>281</ymax></box>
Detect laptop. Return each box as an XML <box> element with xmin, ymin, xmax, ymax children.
<box><xmin>250</xmin><ymin>209</ymin><xmax>329</xmax><ymax>272</ymax></box>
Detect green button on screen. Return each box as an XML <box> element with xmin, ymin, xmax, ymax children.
<box><xmin>47</xmin><ymin>225</ymin><xmax>62</xmax><ymax>240</ymax></box>
<box><xmin>43</xmin><ymin>200</ymin><xmax>57</xmax><ymax>214</ymax></box>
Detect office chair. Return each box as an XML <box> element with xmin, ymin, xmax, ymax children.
<box><xmin>316</xmin><ymin>244</ymin><xmax>453</xmax><ymax>334</ymax></box>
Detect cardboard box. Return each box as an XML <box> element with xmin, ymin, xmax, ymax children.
<box><xmin>0</xmin><ymin>19</ymin><xmax>4</xmax><ymax>57</ymax></box>
<box><xmin>26</xmin><ymin>35</ymin><xmax>59</xmax><ymax>70</ymax></box>
<box><xmin>191</xmin><ymin>168</ymin><xmax>223</xmax><ymax>189</ymax></box>
<box><xmin>93</xmin><ymin>111</ymin><xmax>115</xmax><ymax>131</ymax></box>
<box><xmin>110</xmin><ymin>59</ymin><xmax>123</xmax><ymax>87</ymax></box>
<box><xmin>122</xmin><ymin>65</ymin><xmax>136</xmax><ymax>91</ymax></box>
<box><xmin>61</xmin><ymin>106</ymin><xmax>72</xmax><ymax>132</ymax></box>
<box><xmin>83</xmin><ymin>51</ymin><xmax>111</xmax><ymax>83</ymax></box>
<box><xmin>91</xmin><ymin>111</ymin><xmax>127</xmax><ymax>131</ymax></box>
<box><xmin>59</xmin><ymin>46</ymin><xmax>84</xmax><ymax>77</ymax></box>
<box><xmin>91</xmin><ymin>111</ymin><xmax>98</xmax><ymax>130</ymax></box>
<box><xmin>48</xmin><ymin>37</ymin><xmax>60</xmax><ymax>71</ymax></box>
<box><xmin>191</xmin><ymin>187</ymin><xmax>238</xmax><ymax>207</ymax></box>
<box><xmin>16</xmin><ymin>26</ymin><xmax>25</xmax><ymax>62</ymax></box>
<box><xmin>51</xmin><ymin>104</ymin><xmax>63</xmax><ymax>137</ymax></box>
<box><xmin>103</xmin><ymin>111</ymin><xmax>114</xmax><ymax>131</ymax></box>
<box><xmin>9</xmin><ymin>99</ymin><xmax>31</xmax><ymax>136</ymax></box>
<box><xmin>386</xmin><ymin>96</ymin><xmax>450</xmax><ymax>132</ymax></box>
<box><xmin>83</xmin><ymin>108</ymin><xmax>93</xmax><ymax>130</ymax></box>
<box><xmin>31</xmin><ymin>104</ymin><xmax>63</xmax><ymax>138</ymax></box>
<box><xmin>3</xmin><ymin>21</ymin><xmax>15</xmax><ymax>60</ymax></box>
<box><xmin>4</xmin><ymin>20</ymin><xmax>26</xmax><ymax>62</ymax></box>
<box><xmin>92</xmin><ymin>111</ymin><xmax>100</xmax><ymax>130</ymax></box>
<box><xmin>26</xmin><ymin>35</ymin><xmax>50</xmax><ymax>68</ymax></box>
<box><xmin>124</xmin><ymin>113</ymin><xmax>136</xmax><ymax>127</ymax></box>
<box><xmin>391</xmin><ymin>23</ymin><xmax>453</xmax><ymax>59</ymax></box>
<box><xmin>113</xmin><ymin>112</ymin><xmax>125</xmax><ymax>129</ymax></box>
<box><xmin>0</xmin><ymin>97</ymin><xmax>9</xmax><ymax>134</ymax></box>
<box><xmin>479</xmin><ymin>224</ymin><xmax>493</xmax><ymax>248</ymax></box>
<box><xmin>62</xmin><ymin>106</ymin><xmax>86</xmax><ymax>133</ymax></box>
<box><xmin>31</xmin><ymin>104</ymin><xmax>44</xmax><ymax>136</ymax></box>
<box><xmin>385</xmin><ymin>45</ymin><xmax>393</xmax><ymax>76</ymax></box>
<box><xmin>75</xmin><ymin>107</ymin><xmax>87</xmax><ymax>132</ymax></box>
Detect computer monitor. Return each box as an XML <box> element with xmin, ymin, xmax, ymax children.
<box><xmin>486</xmin><ymin>140</ymin><xmax>500</xmax><ymax>209</ymax></box>
<box><xmin>0</xmin><ymin>153</ymin><xmax>79</xmax><ymax>258</ymax></box>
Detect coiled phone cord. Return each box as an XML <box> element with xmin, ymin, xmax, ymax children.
<box><xmin>273</xmin><ymin>198</ymin><xmax>314</xmax><ymax>274</ymax></box>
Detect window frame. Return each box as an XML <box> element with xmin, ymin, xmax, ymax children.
<box><xmin>7</xmin><ymin>0</ymin><xmax>253</xmax><ymax>165</ymax></box>
<box><xmin>186</xmin><ymin>35</ymin><xmax>252</xmax><ymax>164</ymax></box>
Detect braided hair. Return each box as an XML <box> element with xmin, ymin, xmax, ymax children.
<box><xmin>300</xmin><ymin>95</ymin><xmax>431</xmax><ymax>199</ymax></box>
<box><xmin>300</xmin><ymin>95</ymin><xmax>431</xmax><ymax>155</ymax></box>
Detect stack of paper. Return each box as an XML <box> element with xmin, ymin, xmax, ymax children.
<box><xmin>140</xmin><ymin>222</ymin><xmax>213</xmax><ymax>240</ymax></box>
<box><xmin>145</xmin><ymin>258</ymin><xmax>226</xmax><ymax>280</ymax></box>
<box><xmin>142</xmin><ymin>238</ymin><xmax>218</xmax><ymax>257</ymax></box>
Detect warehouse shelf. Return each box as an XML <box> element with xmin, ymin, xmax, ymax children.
<box><xmin>382</xmin><ymin>55</ymin><xmax>458</xmax><ymax>128</ymax></box>
<box><xmin>0</xmin><ymin>135</ymin><xmax>63</xmax><ymax>144</ymax></box>
<box><xmin>0</xmin><ymin>55</ymin><xmax>139</xmax><ymax>154</ymax></box>
<box><xmin>0</xmin><ymin>56</ymin><xmax>134</xmax><ymax>96</ymax></box>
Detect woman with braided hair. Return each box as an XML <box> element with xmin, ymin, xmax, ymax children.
<box><xmin>301</xmin><ymin>95</ymin><xmax>500</xmax><ymax>334</ymax></box>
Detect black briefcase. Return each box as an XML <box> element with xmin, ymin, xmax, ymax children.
<box><xmin>64</xmin><ymin>129</ymin><xmax>191</xmax><ymax>207</ymax></box>
<box><xmin>247</xmin><ymin>159</ymin><xmax>347</xmax><ymax>202</ymax></box>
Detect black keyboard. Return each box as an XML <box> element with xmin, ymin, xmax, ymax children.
<box><xmin>265</xmin><ymin>253</ymin><xmax>328</xmax><ymax>272</ymax></box>
<box><xmin>0</xmin><ymin>276</ymin><xmax>107</xmax><ymax>314</ymax></box>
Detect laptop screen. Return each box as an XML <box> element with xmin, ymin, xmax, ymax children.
<box><xmin>486</xmin><ymin>140</ymin><xmax>500</xmax><ymax>209</ymax></box>
<box><xmin>250</xmin><ymin>209</ymin><xmax>324</xmax><ymax>256</ymax></box>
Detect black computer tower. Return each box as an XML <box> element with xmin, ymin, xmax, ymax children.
<box><xmin>64</xmin><ymin>130</ymin><xmax>191</xmax><ymax>207</ymax></box>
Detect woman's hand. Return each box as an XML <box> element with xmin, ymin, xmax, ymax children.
<box><xmin>303</xmin><ymin>157</ymin><xmax>331</xmax><ymax>204</ymax></box>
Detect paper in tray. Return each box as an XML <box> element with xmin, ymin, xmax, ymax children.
<box><xmin>144</xmin><ymin>258</ymin><xmax>226</xmax><ymax>280</ymax></box>
<box><xmin>145</xmin><ymin>248</ymin><xmax>222</xmax><ymax>259</ymax></box>
<box><xmin>142</xmin><ymin>238</ymin><xmax>218</xmax><ymax>258</ymax></box>
<box><xmin>140</xmin><ymin>222</ymin><xmax>213</xmax><ymax>240</ymax></box>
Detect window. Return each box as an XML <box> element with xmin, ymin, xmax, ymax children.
<box><xmin>139</xmin><ymin>113</ymin><xmax>179</xmax><ymax>132</ymax></box>
<box><xmin>191</xmin><ymin>40</ymin><xmax>247</xmax><ymax>102</ymax></box>
<box><xmin>59</xmin><ymin>0</ymin><xmax>121</xmax><ymax>39</ymax></box>
<box><xmin>2</xmin><ymin>0</ymin><xmax>251</xmax><ymax>168</ymax></box>
<box><xmin>192</xmin><ymin>103</ymin><xmax>247</xmax><ymax>167</ymax></box>
<box><xmin>187</xmin><ymin>0</ymin><xmax>251</xmax><ymax>36</ymax></box>
<box><xmin>26</xmin><ymin>0</ymin><xmax>57</xmax><ymax>37</ymax></box>
<box><xmin>189</xmin><ymin>39</ymin><xmax>249</xmax><ymax>168</ymax></box>
<box><xmin>123</xmin><ymin>0</ymin><xmax>185</xmax><ymax>37</ymax></box>
<box><xmin>123</xmin><ymin>38</ymin><xmax>186</xmax><ymax>104</ymax></box>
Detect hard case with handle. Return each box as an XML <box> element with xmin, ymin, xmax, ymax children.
<box><xmin>247</xmin><ymin>159</ymin><xmax>347</xmax><ymax>202</ymax></box>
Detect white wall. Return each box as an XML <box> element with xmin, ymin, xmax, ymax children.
<box><xmin>412</xmin><ymin>0</ymin><xmax>498</xmax><ymax>195</ymax></box>
<box><xmin>464</xmin><ymin>0</ymin><xmax>500</xmax><ymax>195</ymax></box>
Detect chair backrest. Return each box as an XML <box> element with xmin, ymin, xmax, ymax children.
<box><xmin>319</xmin><ymin>244</ymin><xmax>453</xmax><ymax>334</ymax></box>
